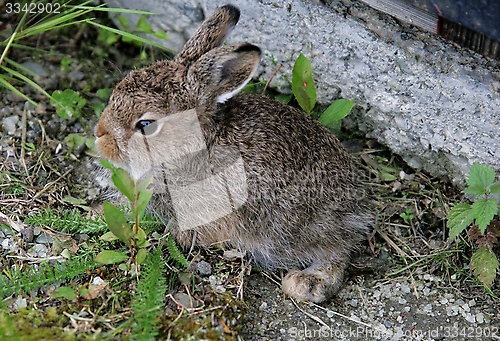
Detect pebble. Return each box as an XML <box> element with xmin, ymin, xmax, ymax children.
<box><xmin>36</xmin><ymin>232</ymin><xmax>53</xmax><ymax>244</ymax></box>
<box><xmin>346</xmin><ymin>299</ymin><xmax>358</xmax><ymax>307</ymax></box>
<box><xmin>21</xmin><ymin>226</ymin><xmax>34</xmax><ymax>243</ymax></box>
<box><xmin>476</xmin><ymin>312</ymin><xmax>484</xmax><ymax>324</ymax></box>
<box><xmin>196</xmin><ymin>260</ymin><xmax>212</xmax><ymax>276</ymax></box>
<box><xmin>2</xmin><ymin>115</ymin><xmax>19</xmax><ymax>134</ymax></box>
<box><xmin>21</xmin><ymin>61</ymin><xmax>49</xmax><ymax>77</ymax></box>
<box><xmin>29</xmin><ymin>244</ymin><xmax>49</xmax><ymax>258</ymax></box>
<box><xmin>173</xmin><ymin>292</ymin><xmax>200</xmax><ymax>309</ymax></box>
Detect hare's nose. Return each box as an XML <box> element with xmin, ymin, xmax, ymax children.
<box><xmin>94</xmin><ymin>124</ymin><xmax>105</xmax><ymax>138</ymax></box>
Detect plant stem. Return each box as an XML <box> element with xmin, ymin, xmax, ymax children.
<box><xmin>0</xmin><ymin>11</ymin><xmax>28</xmax><ymax>66</ymax></box>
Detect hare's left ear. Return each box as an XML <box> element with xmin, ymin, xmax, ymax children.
<box><xmin>174</xmin><ymin>4</ymin><xmax>240</xmax><ymax>66</ymax></box>
<box><xmin>187</xmin><ymin>43</ymin><xmax>261</xmax><ymax>104</ymax></box>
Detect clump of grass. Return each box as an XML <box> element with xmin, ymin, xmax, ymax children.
<box><xmin>0</xmin><ymin>0</ymin><xmax>171</xmax><ymax>111</ymax></box>
<box><xmin>25</xmin><ymin>207</ymin><xmax>107</xmax><ymax>234</ymax></box>
<box><xmin>130</xmin><ymin>248</ymin><xmax>168</xmax><ymax>341</ymax></box>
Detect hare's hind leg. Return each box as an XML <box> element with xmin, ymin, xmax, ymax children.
<box><xmin>281</xmin><ymin>261</ymin><xmax>347</xmax><ymax>303</ymax></box>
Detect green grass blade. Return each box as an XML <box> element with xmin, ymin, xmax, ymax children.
<box><xmin>0</xmin><ymin>76</ymin><xmax>37</xmax><ymax>105</ymax></box>
<box><xmin>0</xmin><ymin>64</ymin><xmax>51</xmax><ymax>99</ymax></box>
<box><xmin>71</xmin><ymin>5</ymin><xmax>156</xmax><ymax>15</ymax></box>
<box><xmin>18</xmin><ymin>16</ymin><xmax>93</xmax><ymax>40</ymax></box>
<box><xmin>88</xmin><ymin>21</ymin><xmax>177</xmax><ymax>54</ymax></box>
<box><xmin>4</xmin><ymin>57</ymin><xmax>39</xmax><ymax>78</ymax></box>
<box><xmin>2</xmin><ymin>43</ymin><xmax>47</xmax><ymax>53</ymax></box>
<box><xmin>0</xmin><ymin>11</ymin><xmax>28</xmax><ymax>66</ymax></box>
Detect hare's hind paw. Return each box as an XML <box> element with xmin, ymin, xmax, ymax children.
<box><xmin>282</xmin><ymin>264</ymin><xmax>344</xmax><ymax>303</ymax></box>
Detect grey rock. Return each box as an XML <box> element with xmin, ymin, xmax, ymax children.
<box><xmin>68</xmin><ymin>70</ymin><xmax>85</xmax><ymax>80</ymax></box>
<box><xmin>106</xmin><ymin>0</ymin><xmax>500</xmax><ymax>183</ymax></box>
<box><xmin>36</xmin><ymin>232</ymin><xmax>53</xmax><ymax>244</ymax></box>
<box><xmin>20</xmin><ymin>61</ymin><xmax>49</xmax><ymax>77</ymax></box>
<box><xmin>2</xmin><ymin>115</ymin><xmax>19</xmax><ymax>135</ymax></box>
<box><xmin>196</xmin><ymin>260</ymin><xmax>212</xmax><ymax>276</ymax></box>
<box><xmin>21</xmin><ymin>226</ymin><xmax>34</xmax><ymax>243</ymax></box>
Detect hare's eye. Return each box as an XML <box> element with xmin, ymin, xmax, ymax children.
<box><xmin>135</xmin><ymin>120</ymin><xmax>157</xmax><ymax>135</ymax></box>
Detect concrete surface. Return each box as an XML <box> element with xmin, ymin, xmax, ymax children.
<box><xmin>106</xmin><ymin>0</ymin><xmax>500</xmax><ymax>184</ymax></box>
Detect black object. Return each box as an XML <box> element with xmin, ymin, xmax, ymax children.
<box><xmin>359</xmin><ymin>0</ymin><xmax>500</xmax><ymax>59</ymax></box>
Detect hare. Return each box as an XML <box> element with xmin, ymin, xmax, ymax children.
<box><xmin>94</xmin><ymin>4</ymin><xmax>373</xmax><ymax>303</ymax></box>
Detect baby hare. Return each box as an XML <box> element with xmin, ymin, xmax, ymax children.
<box><xmin>95</xmin><ymin>4</ymin><xmax>372</xmax><ymax>303</ymax></box>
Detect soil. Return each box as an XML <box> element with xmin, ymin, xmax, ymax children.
<box><xmin>0</xmin><ymin>8</ymin><xmax>499</xmax><ymax>341</ymax></box>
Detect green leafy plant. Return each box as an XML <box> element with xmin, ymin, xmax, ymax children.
<box><xmin>0</xmin><ymin>0</ymin><xmax>171</xmax><ymax>106</ymax></box>
<box><xmin>50</xmin><ymin>89</ymin><xmax>86</xmax><ymax>119</ymax></box>
<box><xmin>95</xmin><ymin>160</ymin><xmax>154</xmax><ymax>266</ymax></box>
<box><xmin>166</xmin><ymin>234</ymin><xmax>189</xmax><ymax>268</ymax></box>
<box><xmin>291</xmin><ymin>53</ymin><xmax>354</xmax><ymax>135</ymax></box>
<box><xmin>0</xmin><ymin>255</ymin><xmax>96</xmax><ymax>298</ymax></box>
<box><xmin>447</xmin><ymin>162</ymin><xmax>500</xmax><ymax>287</ymax></box>
<box><xmin>131</xmin><ymin>247</ymin><xmax>168</xmax><ymax>341</ymax></box>
<box><xmin>400</xmin><ymin>208</ymin><xmax>415</xmax><ymax>224</ymax></box>
<box><xmin>25</xmin><ymin>207</ymin><xmax>107</xmax><ymax>234</ymax></box>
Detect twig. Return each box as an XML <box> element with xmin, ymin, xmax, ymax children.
<box><xmin>310</xmin><ymin>302</ymin><xmax>383</xmax><ymax>332</ymax></box>
<box><xmin>20</xmin><ymin>104</ymin><xmax>29</xmax><ymax>177</ymax></box>
<box><xmin>32</xmin><ymin>167</ymin><xmax>73</xmax><ymax>200</ymax></box>
<box><xmin>290</xmin><ymin>298</ymin><xmax>329</xmax><ymax>328</ymax></box>
<box><xmin>7</xmin><ymin>255</ymin><xmax>66</xmax><ymax>263</ymax></box>
<box><xmin>263</xmin><ymin>63</ymin><xmax>282</xmax><ymax>94</ymax></box>
<box><xmin>261</xmin><ymin>270</ymin><xmax>281</xmax><ymax>286</ymax></box>
<box><xmin>377</xmin><ymin>229</ymin><xmax>409</xmax><ymax>259</ymax></box>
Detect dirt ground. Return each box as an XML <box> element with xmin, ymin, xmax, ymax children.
<box><xmin>0</xmin><ymin>7</ymin><xmax>499</xmax><ymax>341</ymax></box>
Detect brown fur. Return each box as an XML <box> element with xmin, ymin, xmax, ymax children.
<box><xmin>95</xmin><ymin>4</ymin><xmax>373</xmax><ymax>303</ymax></box>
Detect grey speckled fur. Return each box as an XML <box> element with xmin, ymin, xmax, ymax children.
<box><xmin>95</xmin><ymin>4</ymin><xmax>373</xmax><ymax>303</ymax></box>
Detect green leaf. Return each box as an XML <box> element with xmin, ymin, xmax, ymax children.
<box><xmin>153</xmin><ymin>29</ymin><xmax>168</xmax><ymax>40</ymax></box>
<box><xmin>99</xmin><ymin>159</ymin><xmax>115</xmax><ymax>170</ymax></box>
<box><xmin>447</xmin><ymin>203</ymin><xmax>475</xmax><ymax>240</ymax></box>
<box><xmin>275</xmin><ymin>93</ymin><xmax>293</xmax><ymax>104</ymax></box>
<box><xmin>100</xmin><ymin>231</ymin><xmax>119</xmax><ymax>242</ymax></box>
<box><xmin>60</xmin><ymin>249</ymin><xmax>71</xmax><ymax>259</ymax></box>
<box><xmin>103</xmin><ymin>202</ymin><xmax>133</xmax><ymax>243</ymax></box>
<box><xmin>63</xmin><ymin>195</ymin><xmax>86</xmax><ymax>206</ymax></box>
<box><xmin>380</xmin><ymin>172</ymin><xmax>397</xmax><ymax>182</ymax></box>
<box><xmin>64</xmin><ymin>133</ymin><xmax>86</xmax><ymax>152</ymax></box>
<box><xmin>50</xmin><ymin>286</ymin><xmax>77</xmax><ymax>300</ymax></box>
<box><xmin>116</xmin><ymin>14</ymin><xmax>129</xmax><ymax>30</ymax></box>
<box><xmin>471</xmin><ymin>198</ymin><xmax>499</xmax><ymax>234</ymax></box>
<box><xmin>167</xmin><ymin>234</ymin><xmax>189</xmax><ymax>268</ymax></box>
<box><xmin>489</xmin><ymin>181</ymin><xmax>500</xmax><ymax>195</ymax></box>
<box><xmin>470</xmin><ymin>245</ymin><xmax>499</xmax><ymax>287</ymax></box>
<box><xmin>134</xmin><ymin>178</ymin><xmax>154</xmax><ymax>219</ymax></box>
<box><xmin>21</xmin><ymin>142</ymin><xmax>35</xmax><ymax>151</ymax></box>
<box><xmin>96</xmin><ymin>88</ymin><xmax>111</xmax><ymax>101</ymax></box>
<box><xmin>60</xmin><ymin>57</ymin><xmax>73</xmax><ymax>72</ymax></box>
<box><xmin>136</xmin><ymin>15</ymin><xmax>153</xmax><ymax>34</ymax></box>
<box><xmin>136</xmin><ymin>248</ymin><xmax>149</xmax><ymax>264</ymax></box>
<box><xmin>465</xmin><ymin>163</ymin><xmax>496</xmax><ymax>196</ymax></box>
<box><xmin>94</xmin><ymin>250</ymin><xmax>129</xmax><ymax>264</ymax></box>
<box><xmin>292</xmin><ymin>53</ymin><xmax>316</xmax><ymax>113</ymax></box>
<box><xmin>111</xmin><ymin>168</ymin><xmax>136</xmax><ymax>202</ymax></box>
<box><xmin>318</xmin><ymin>99</ymin><xmax>355</xmax><ymax>133</ymax></box>
<box><xmin>50</xmin><ymin>89</ymin><xmax>86</xmax><ymax>119</ymax></box>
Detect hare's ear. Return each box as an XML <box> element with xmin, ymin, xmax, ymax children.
<box><xmin>188</xmin><ymin>43</ymin><xmax>261</xmax><ymax>104</ymax></box>
<box><xmin>174</xmin><ymin>5</ymin><xmax>240</xmax><ymax>66</ymax></box>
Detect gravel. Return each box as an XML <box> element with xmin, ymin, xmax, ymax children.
<box><xmin>243</xmin><ymin>266</ymin><xmax>500</xmax><ymax>341</ymax></box>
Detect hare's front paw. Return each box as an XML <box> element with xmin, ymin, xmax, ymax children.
<box><xmin>282</xmin><ymin>265</ymin><xmax>344</xmax><ymax>303</ymax></box>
